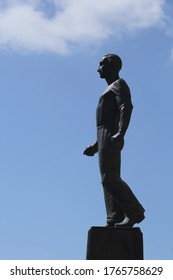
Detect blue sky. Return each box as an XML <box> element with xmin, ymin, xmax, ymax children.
<box><xmin>0</xmin><ymin>0</ymin><xmax>173</xmax><ymax>260</ymax></box>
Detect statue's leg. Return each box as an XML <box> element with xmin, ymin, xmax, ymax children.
<box><xmin>99</xmin><ymin>147</ymin><xmax>144</xmax><ymax>222</ymax></box>
<box><xmin>99</xmin><ymin>147</ymin><xmax>124</xmax><ymax>224</ymax></box>
<box><xmin>102</xmin><ymin>181</ymin><xmax>125</xmax><ymax>225</ymax></box>
<box><xmin>109</xmin><ymin>175</ymin><xmax>145</xmax><ymax>218</ymax></box>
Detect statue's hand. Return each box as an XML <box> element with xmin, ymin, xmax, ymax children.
<box><xmin>83</xmin><ymin>145</ymin><xmax>96</xmax><ymax>156</ymax></box>
<box><xmin>111</xmin><ymin>133</ymin><xmax>124</xmax><ymax>150</ymax></box>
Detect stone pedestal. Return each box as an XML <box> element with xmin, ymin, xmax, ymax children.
<box><xmin>86</xmin><ymin>226</ymin><xmax>144</xmax><ymax>260</ymax></box>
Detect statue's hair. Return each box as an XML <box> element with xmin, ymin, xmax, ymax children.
<box><xmin>104</xmin><ymin>54</ymin><xmax>122</xmax><ymax>71</ymax></box>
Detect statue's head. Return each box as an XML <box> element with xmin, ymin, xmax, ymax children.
<box><xmin>97</xmin><ymin>54</ymin><xmax>122</xmax><ymax>79</ymax></box>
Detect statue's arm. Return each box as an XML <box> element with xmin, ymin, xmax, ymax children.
<box><xmin>83</xmin><ymin>141</ymin><xmax>98</xmax><ymax>156</ymax></box>
<box><xmin>112</xmin><ymin>81</ymin><xmax>133</xmax><ymax>142</ymax></box>
<box><xmin>118</xmin><ymin>99</ymin><xmax>133</xmax><ymax>137</ymax></box>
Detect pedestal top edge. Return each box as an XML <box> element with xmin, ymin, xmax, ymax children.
<box><xmin>89</xmin><ymin>226</ymin><xmax>142</xmax><ymax>232</ymax></box>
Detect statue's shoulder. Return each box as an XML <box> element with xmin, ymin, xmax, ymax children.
<box><xmin>112</xmin><ymin>78</ymin><xmax>127</xmax><ymax>90</ymax></box>
<box><xmin>102</xmin><ymin>79</ymin><xmax>129</xmax><ymax>97</ymax></box>
<box><xmin>109</xmin><ymin>78</ymin><xmax>122</xmax><ymax>94</ymax></box>
<box><xmin>111</xmin><ymin>79</ymin><xmax>130</xmax><ymax>95</ymax></box>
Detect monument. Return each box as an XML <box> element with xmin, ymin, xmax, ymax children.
<box><xmin>83</xmin><ymin>54</ymin><xmax>145</xmax><ymax>259</ymax></box>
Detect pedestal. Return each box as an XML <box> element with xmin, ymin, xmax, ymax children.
<box><xmin>86</xmin><ymin>226</ymin><xmax>144</xmax><ymax>260</ymax></box>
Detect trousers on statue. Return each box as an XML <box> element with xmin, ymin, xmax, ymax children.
<box><xmin>98</xmin><ymin>145</ymin><xmax>145</xmax><ymax>224</ymax></box>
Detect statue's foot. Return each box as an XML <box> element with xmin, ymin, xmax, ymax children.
<box><xmin>104</xmin><ymin>222</ymin><xmax>115</xmax><ymax>227</ymax></box>
<box><xmin>105</xmin><ymin>212</ymin><xmax>125</xmax><ymax>227</ymax></box>
<box><xmin>114</xmin><ymin>212</ymin><xmax>145</xmax><ymax>227</ymax></box>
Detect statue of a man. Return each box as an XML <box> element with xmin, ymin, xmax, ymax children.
<box><xmin>83</xmin><ymin>54</ymin><xmax>145</xmax><ymax>227</ymax></box>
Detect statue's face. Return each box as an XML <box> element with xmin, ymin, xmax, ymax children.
<box><xmin>97</xmin><ymin>56</ymin><xmax>111</xmax><ymax>79</ymax></box>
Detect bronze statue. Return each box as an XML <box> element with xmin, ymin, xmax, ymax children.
<box><xmin>83</xmin><ymin>54</ymin><xmax>145</xmax><ymax>227</ymax></box>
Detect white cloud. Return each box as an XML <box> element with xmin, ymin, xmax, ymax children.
<box><xmin>0</xmin><ymin>0</ymin><xmax>166</xmax><ymax>54</ymax></box>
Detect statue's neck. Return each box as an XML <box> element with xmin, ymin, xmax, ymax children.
<box><xmin>106</xmin><ymin>74</ymin><xmax>120</xmax><ymax>85</ymax></box>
